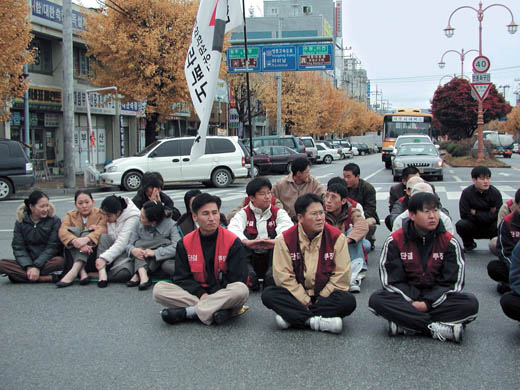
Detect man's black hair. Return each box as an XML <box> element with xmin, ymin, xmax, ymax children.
<box><xmin>184</xmin><ymin>189</ymin><xmax>202</xmax><ymax>214</ymax></box>
<box><xmin>402</xmin><ymin>166</ymin><xmax>420</xmax><ymax>181</ymax></box>
<box><xmin>142</xmin><ymin>171</ymin><xmax>164</xmax><ymax>190</ymax></box>
<box><xmin>343</xmin><ymin>162</ymin><xmax>360</xmax><ymax>177</ymax></box>
<box><xmin>327</xmin><ymin>183</ymin><xmax>348</xmax><ymax>200</ymax></box>
<box><xmin>515</xmin><ymin>188</ymin><xmax>520</xmax><ymax>204</ymax></box>
<box><xmin>142</xmin><ymin>200</ymin><xmax>166</xmax><ymax>224</ymax></box>
<box><xmin>291</xmin><ymin>157</ymin><xmax>310</xmax><ymax>176</ymax></box>
<box><xmin>294</xmin><ymin>193</ymin><xmax>323</xmax><ymax>216</ymax></box>
<box><xmin>191</xmin><ymin>193</ymin><xmax>222</xmax><ymax>214</ymax></box>
<box><xmin>327</xmin><ymin>176</ymin><xmax>348</xmax><ymax>189</ymax></box>
<box><xmin>408</xmin><ymin>192</ymin><xmax>441</xmax><ymax>214</ymax></box>
<box><xmin>471</xmin><ymin>165</ymin><xmax>491</xmax><ymax>179</ymax></box>
<box><xmin>246</xmin><ymin>177</ymin><xmax>272</xmax><ymax>196</ymax></box>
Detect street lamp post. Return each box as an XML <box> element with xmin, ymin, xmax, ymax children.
<box><xmin>438</xmin><ymin>48</ymin><xmax>479</xmax><ymax>78</ymax></box>
<box><xmin>443</xmin><ymin>1</ymin><xmax>517</xmax><ymax>160</ymax></box>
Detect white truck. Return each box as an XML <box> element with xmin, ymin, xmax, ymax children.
<box><xmin>483</xmin><ymin>130</ymin><xmax>514</xmax><ymax>158</ymax></box>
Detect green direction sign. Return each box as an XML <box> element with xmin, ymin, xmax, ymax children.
<box><xmin>302</xmin><ymin>45</ymin><xmax>329</xmax><ymax>55</ymax></box>
<box><xmin>228</xmin><ymin>47</ymin><xmax>259</xmax><ymax>59</ymax></box>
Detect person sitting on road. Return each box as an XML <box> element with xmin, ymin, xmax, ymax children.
<box><xmin>177</xmin><ymin>189</ymin><xmax>227</xmax><ymax>238</ymax></box>
<box><xmin>132</xmin><ymin>171</ymin><xmax>181</xmax><ymax>221</ymax></box>
<box><xmin>226</xmin><ymin>191</ymin><xmax>284</xmax><ymax>223</ymax></box>
<box><xmin>228</xmin><ymin>177</ymin><xmax>293</xmax><ymax>290</ymax></box>
<box><xmin>392</xmin><ymin>182</ymin><xmax>454</xmax><ymax>234</ymax></box>
<box><xmin>343</xmin><ymin>163</ymin><xmax>380</xmax><ymax>250</ymax></box>
<box><xmin>500</xmin><ymin>241</ymin><xmax>520</xmax><ymax>324</ymax></box>
<box><xmin>0</xmin><ymin>191</ymin><xmax>64</xmax><ymax>283</ymax></box>
<box><xmin>126</xmin><ymin>201</ymin><xmax>180</xmax><ymax>290</ymax></box>
<box><xmin>154</xmin><ymin>193</ymin><xmax>249</xmax><ymax>326</ymax></box>
<box><xmin>56</xmin><ymin>190</ymin><xmax>107</xmax><ymax>287</ymax></box>
<box><xmin>369</xmin><ymin>192</ymin><xmax>479</xmax><ymax>343</ymax></box>
<box><xmin>456</xmin><ymin>166</ymin><xmax>502</xmax><ymax>253</ymax></box>
<box><xmin>261</xmin><ymin>193</ymin><xmax>357</xmax><ymax>334</ymax></box>
<box><xmin>95</xmin><ymin>195</ymin><xmax>140</xmax><ymax>288</ymax></box>
<box><xmin>385</xmin><ymin>166</ymin><xmax>420</xmax><ymax>230</ymax></box>
<box><xmin>488</xmin><ymin>189</ymin><xmax>520</xmax><ymax>295</ymax></box>
<box><xmin>272</xmin><ymin>157</ymin><xmax>326</xmax><ymax>222</ymax></box>
<box><xmin>388</xmin><ymin>176</ymin><xmax>424</xmax><ymax>230</ymax></box>
<box><xmin>324</xmin><ymin>181</ymin><xmax>368</xmax><ymax>293</ymax></box>
<box><xmin>489</xmin><ymin>197</ymin><xmax>517</xmax><ymax>256</ymax></box>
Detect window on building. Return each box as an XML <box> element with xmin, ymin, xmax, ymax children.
<box><xmin>28</xmin><ymin>38</ymin><xmax>53</xmax><ymax>74</ymax></box>
<box><xmin>74</xmin><ymin>47</ymin><xmax>93</xmax><ymax>78</ymax></box>
<box><xmin>271</xmin><ymin>8</ymin><xmax>278</xmax><ymax>15</ymax></box>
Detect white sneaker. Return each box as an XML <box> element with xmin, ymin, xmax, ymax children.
<box><xmin>349</xmin><ymin>277</ymin><xmax>361</xmax><ymax>293</ymax></box>
<box><xmin>275</xmin><ymin>314</ymin><xmax>290</xmax><ymax>330</ymax></box>
<box><xmin>428</xmin><ymin>322</ymin><xmax>464</xmax><ymax>343</ymax></box>
<box><xmin>309</xmin><ymin>316</ymin><xmax>343</xmax><ymax>334</ymax></box>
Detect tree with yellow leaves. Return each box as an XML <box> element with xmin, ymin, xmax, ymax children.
<box><xmin>0</xmin><ymin>0</ymin><xmax>34</xmax><ymax>121</ymax></box>
<box><xmin>497</xmin><ymin>105</ymin><xmax>520</xmax><ymax>137</ymax></box>
<box><xmin>82</xmin><ymin>0</ymin><xmax>197</xmax><ymax>144</ymax></box>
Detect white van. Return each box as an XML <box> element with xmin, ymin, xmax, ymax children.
<box><xmin>100</xmin><ymin>136</ymin><xmax>248</xmax><ymax>190</ymax></box>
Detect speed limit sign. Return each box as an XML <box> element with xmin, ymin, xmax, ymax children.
<box><xmin>472</xmin><ymin>56</ymin><xmax>490</xmax><ymax>73</ymax></box>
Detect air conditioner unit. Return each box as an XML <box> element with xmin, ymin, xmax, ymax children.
<box><xmin>303</xmin><ymin>6</ymin><xmax>312</xmax><ymax>15</ymax></box>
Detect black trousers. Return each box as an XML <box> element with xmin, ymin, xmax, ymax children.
<box><xmin>500</xmin><ymin>292</ymin><xmax>520</xmax><ymax>322</ymax></box>
<box><xmin>384</xmin><ymin>215</ymin><xmax>393</xmax><ymax>231</ymax></box>
<box><xmin>487</xmin><ymin>260</ymin><xmax>510</xmax><ymax>284</ymax></box>
<box><xmin>261</xmin><ymin>286</ymin><xmax>356</xmax><ymax>327</ymax></box>
<box><xmin>368</xmin><ymin>289</ymin><xmax>479</xmax><ymax>332</ymax></box>
<box><xmin>455</xmin><ymin>218</ymin><xmax>497</xmax><ymax>247</ymax></box>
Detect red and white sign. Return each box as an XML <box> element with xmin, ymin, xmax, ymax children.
<box><xmin>470</xmin><ymin>82</ymin><xmax>492</xmax><ymax>102</ymax></box>
<box><xmin>472</xmin><ymin>56</ymin><xmax>490</xmax><ymax>74</ymax></box>
<box><xmin>335</xmin><ymin>1</ymin><xmax>342</xmax><ymax>37</ymax></box>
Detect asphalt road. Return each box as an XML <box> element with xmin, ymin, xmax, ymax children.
<box><xmin>1</xmin><ymin>153</ymin><xmax>520</xmax><ymax>390</ymax></box>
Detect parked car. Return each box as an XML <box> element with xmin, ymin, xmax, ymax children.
<box><xmin>333</xmin><ymin>140</ymin><xmax>353</xmax><ymax>158</ymax></box>
<box><xmin>351</xmin><ymin>145</ymin><xmax>359</xmax><ymax>156</ymax></box>
<box><xmin>255</xmin><ymin>145</ymin><xmax>307</xmax><ymax>173</ymax></box>
<box><xmin>249</xmin><ymin>135</ymin><xmax>306</xmax><ymax>154</ymax></box>
<box><xmin>0</xmin><ymin>139</ymin><xmax>35</xmax><ymax>200</ymax></box>
<box><xmin>322</xmin><ymin>140</ymin><xmax>347</xmax><ymax>159</ymax></box>
<box><xmin>352</xmin><ymin>142</ymin><xmax>370</xmax><ymax>156</ymax></box>
<box><xmin>299</xmin><ymin>136</ymin><xmax>318</xmax><ymax>162</ymax></box>
<box><xmin>392</xmin><ymin>142</ymin><xmax>444</xmax><ymax>182</ymax></box>
<box><xmin>245</xmin><ymin>149</ymin><xmax>272</xmax><ymax>177</ymax></box>
<box><xmin>100</xmin><ymin>136</ymin><xmax>248</xmax><ymax>190</ymax></box>
<box><xmin>315</xmin><ymin>142</ymin><xmax>341</xmax><ymax>164</ymax></box>
<box><xmin>513</xmin><ymin>143</ymin><xmax>519</xmax><ymax>153</ymax></box>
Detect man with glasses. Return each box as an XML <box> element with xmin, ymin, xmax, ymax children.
<box><xmin>228</xmin><ymin>177</ymin><xmax>293</xmax><ymax>290</ymax></box>
<box><xmin>261</xmin><ymin>193</ymin><xmax>356</xmax><ymax>334</ymax></box>
<box><xmin>456</xmin><ymin>166</ymin><xmax>503</xmax><ymax>253</ymax></box>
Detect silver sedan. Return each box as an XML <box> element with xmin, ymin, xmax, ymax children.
<box><xmin>392</xmin><ymin>142</ymin><xmax>444</xmax><ymax>182</ymax></box>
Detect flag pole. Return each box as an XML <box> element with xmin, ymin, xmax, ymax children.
<box><xmin>241</xmin><ymin>0</ymin><xmax>255</xmax><ymax>178</ymax></box>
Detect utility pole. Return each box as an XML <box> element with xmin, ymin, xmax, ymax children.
<box><xmin>498</xmin><ymin>84</ymin><xmax>510</xmax><ymax>101</ymax></box>
<box><xmin>62</xmin><ymin>0</ymin><xmax>75</xmax><ymax>188</ymax></box>
<box><xmin>23</xmin><ymin>64</ymin><xmax>30</xmax><ymax>156</ymax></box>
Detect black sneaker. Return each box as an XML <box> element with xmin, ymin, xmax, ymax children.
<box><xmin>464</xmin><ymin>242</ymin><xmax>477</xmax><ymax>253</ymax></box>
<box><xmin>160</xmin><ymin>308</ymin><xmax>187</xmax><ymax>325</ymax></box>
<box><xmin>246</xmin><ymin>272</ymin><xmax>260</xmax><ymax>291</ymax></box>
<box><xmin>497</xmin><ymin>282</ymin><xmax>512</xmax><ymax>295</ymax></box>
<box><xmin>212</xmin><ymin>308</ymin><xmax>233</xmax><ymax>325</ymax></box>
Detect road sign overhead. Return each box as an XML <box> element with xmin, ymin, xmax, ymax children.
<box><xmin>470</xmin><ymin>82</ymin><xmax>492</xmax><ymax>102</ymax></box>
<box><xmin>472</xmin><ymin>55</ymin><xmax>490</xmax><ymax>73</ymax></box>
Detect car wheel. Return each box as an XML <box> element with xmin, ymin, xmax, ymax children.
<box><xmin>437</xmin><ymin>175</ymin><xmax>443</xmax><ymax>181</ymax></box>
<box><xmin>385</xmin><ymin>161</ymin><xmax>391</xmax><ymax>169</ymax></box>
<box><xmin>0</xmin><ymin>178</ymin><xmax>13</xmax><ymax>200</ymax></box>
<box><xmin>212</xmin><ymin>168</ymin><xmax>232</xmax><ymax>188</ymax></box>
<box><xmin>251</xmin><ymin>165</ymin><xmax>259</xmax><ymax>177</ymax></box>
<box><xmin>323</xmin><ymin>155</ymin><xmax>332</xmax><ymax>164</ymax></box>
<box><xmin>361</xmin><ymin>151</ymin><xmax>365</xmax><ymax>156</ymax></box>
<box><xmin>122</xmin><ymin>171</ymin><xmax>143</xmax><ymax>191</ymax></box>
<box><xmin>286</xmin><ymin>162</ymin><xmax>292</xmax><ymax>173</ymax></box>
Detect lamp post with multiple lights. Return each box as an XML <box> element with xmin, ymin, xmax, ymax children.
<box><xmin>438</xmin><ymin>48</ymin><xmax>479</xmax><ymax>78</ymax></box>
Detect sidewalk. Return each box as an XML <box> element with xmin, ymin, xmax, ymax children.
<box><xmin>15</xmin><ymin>174</ymin><xmax>119</xmax><ymax>199</ymax></box>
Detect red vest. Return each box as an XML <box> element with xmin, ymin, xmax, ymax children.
<box><xmin>503</xmin><ymin>212</ymin><xmax>520</xmax><ymax>241</ymax></box>
<box><xmin>244</xmin><ymin>204</ymin><xmax>279</xmax><ymax>239</ymax></box>
<box><xmin>242</xmin><ymin>196</ymin><xmax>278</xmax><ymax>207</ymax></box>
<box><xmin>507</xmin><ymin>199</ymin><xmax>514</xmax><ymax>208</ymax></box>
<box><xmin>184</xmin><ymin>226</ymin><xmax>237</xmax><ymax>287</ymax></box>
<box><xmin>391</xmin><ymin>228</ymin><xmax>453</xmax><ymax>288</ymax></box>
<box><xmin>341</xmin><ymin>198</ymin><xmax>358</xmax><ymax>231</ymax></box>
<box><xmin>282</xmin><ymin>223</ymin><xmax>341</xmax><ymax>295</ymax></box>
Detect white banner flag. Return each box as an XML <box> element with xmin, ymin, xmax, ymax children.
<box><xmin>185</xmin><ymin>0</ymin><xmax>243</xmax><ymax>160</ymax></box>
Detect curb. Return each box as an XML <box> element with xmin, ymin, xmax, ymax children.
<box><xmin>13</xmin><ymin>185</ymin><xmax>120</xmax><ymax>199</ymax></box>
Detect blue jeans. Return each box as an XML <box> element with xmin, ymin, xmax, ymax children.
<box><xmin>346</xmin><ymin>228</ymin><xmax>368</xmax><ymax>279</ymax></box>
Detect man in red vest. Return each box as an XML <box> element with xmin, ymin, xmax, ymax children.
<box><xmin>261</xmin><ymin>193</ymin><xmax>356</xmax><ymax>334</ymax></box>
<box><xmin>488</xmin><ymin>189</ymin><xmax>520</xmax><ymax>294</ymax></box>
<box><xmin>228</xmin><ymin>177</ymin><xmax>293</xmax><ymax>289</ymax></box>
<box><xmin>153</xmin><ymin>193</ymin><xmax>249</xmax><ymax>326</ymax></box>
<box><xmin>369</xmin><ymin>192</ymin><xmax>479</xmax><ymax>343</ymax></box>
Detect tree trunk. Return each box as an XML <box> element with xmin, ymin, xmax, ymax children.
<box><xmin>145</xmin><ymin>113</ymin><xmax>159</xmax><ymax>146</ymax></box>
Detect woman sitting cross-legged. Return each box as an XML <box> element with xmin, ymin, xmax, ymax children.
<box><xmin>0</xmin><ymin>191</ymin><xmax>63</xmax><ymax>283</ymax></box>
<box><xmin>95</xmin><ymin>195</ymin><xmax>140</xmax><ymax>288</ymax></box>
<box><xmin>56</xmin><ymin>190</ymin><xmax>107</xmax><ymax>288</ymax></box>
<box><xmin>126</xmin><ymin>201</ymin><xmax>180</xmax><ymax>290</ymax></box>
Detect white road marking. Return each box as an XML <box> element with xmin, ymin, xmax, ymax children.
<box><xmin>447</xmin><ymin>192</ymin><xmax>462</xmax><ymax>200</ymax></box>
<box><xmin>364</xmin><ymin>168</ymin><xmax>385</xmax><ymax>181</ymax></box>
<box><xmin>496</xmin><ymin>185</ymin><xmax>516</xmax><ymax>192</ymax></box>
<box><xmin>453</xmin><ymin>176</ymin><xmax>462</xmax><ymax>182</ymax></box>
<box><xmin>376</xmin><ymin>192</ymin><xmax>389</xmax><ymax>201</ymax></box>
<box><xmin>434</xmin><ymin>186</ymin><xmax>446</xmax><ymax>192</ymax></box>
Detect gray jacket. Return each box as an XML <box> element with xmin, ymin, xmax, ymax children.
<box><xmin>126</xmin><ymin>218</ymin><xmax>180</xmax><ymax>261</ymax></box>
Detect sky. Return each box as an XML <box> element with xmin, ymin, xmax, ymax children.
<box><xmin>77</xmin><ymin>0</ymin><xmax>520</xmax><ymax>110</ymax></box>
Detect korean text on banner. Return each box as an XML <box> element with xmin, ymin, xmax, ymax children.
<box><xmin>185</xmin><ymin>0</ymin><xmax>242</xmax><ymax>160</ymax></box>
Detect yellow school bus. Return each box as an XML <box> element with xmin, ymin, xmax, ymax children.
<box><xmin>381</xmin><ymin>109</ymin><xmax>433</xmax><ymax>169</ymax></box>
